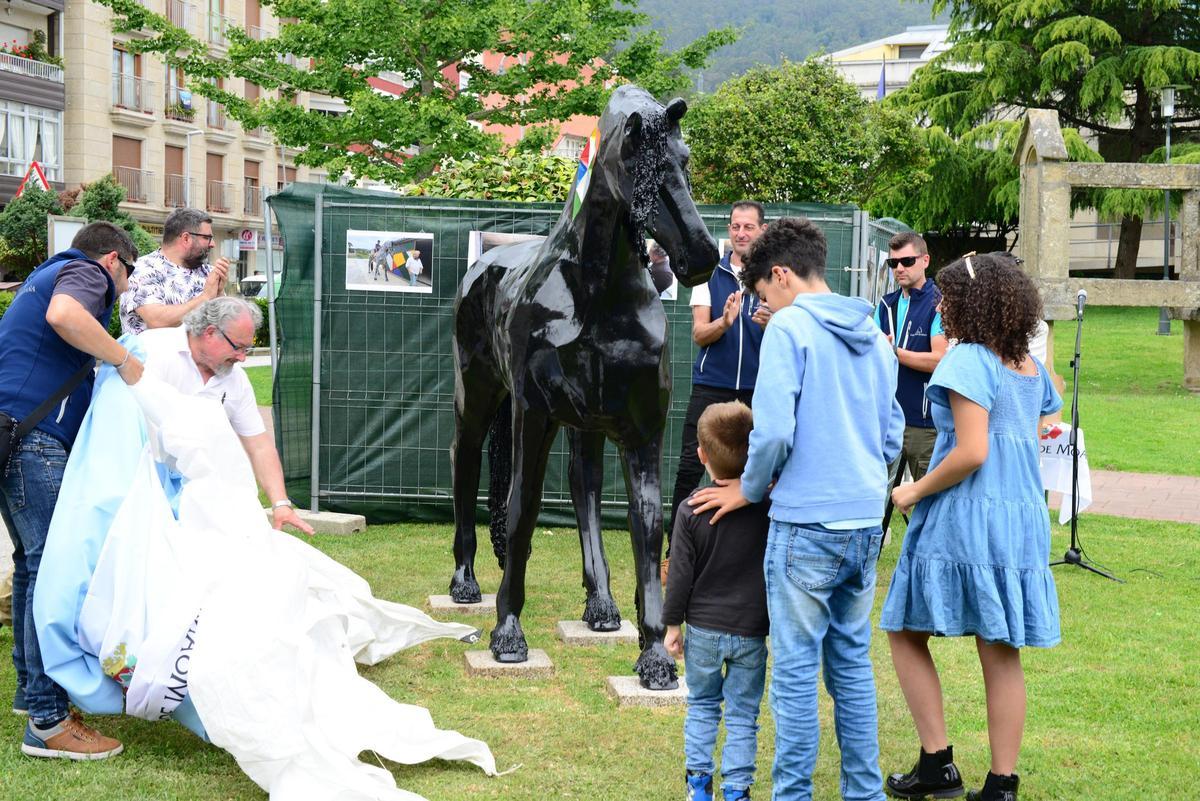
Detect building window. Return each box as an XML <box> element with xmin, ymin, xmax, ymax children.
<box><xmin>0</xmin><ymin>100</ymin><xmax>62</xmax><ymax>181</ymax></box>
<box><xmin>898</xmin><ymin>44</ymin><xmax>926</xmax><ymax>59</ymax></box>
<box><xmin>552</xmin><ymin>134</ymin><xmax>586</xmax><ymax>161</ymax></box>
<box><xmin>112</xmin><ymin>134</ymin><xmax>148</xmax><ymax>202</ymax></box>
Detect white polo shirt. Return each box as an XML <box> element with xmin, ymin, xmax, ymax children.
<box><xmin>136</xmin><ymin>326</ymin><xmax>266</xmax><ymax>437</ymax></box>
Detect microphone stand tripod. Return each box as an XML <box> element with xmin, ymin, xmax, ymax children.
<box><xmin>1050</xmin><ymin>296</ymin><xmax>1122</xmax><ymax>582</ymax></box>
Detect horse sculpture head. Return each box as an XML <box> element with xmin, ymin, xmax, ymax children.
<box><xmin>593</xmin><ymin>85</ymin><xmax>719</xmax><ymax>288</ymax></box>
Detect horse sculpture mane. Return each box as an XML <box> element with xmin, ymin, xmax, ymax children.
<box><xmin>448</xmin><ymin>85</ymin><xmax>720</xmax><ymax>689</ymax></box>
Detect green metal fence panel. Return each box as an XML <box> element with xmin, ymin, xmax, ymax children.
<box><xmin>268</xmin><ymin>183</ymin><xmax>865</xmax><ymax>526</ymax></box>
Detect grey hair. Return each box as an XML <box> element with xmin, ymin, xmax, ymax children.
<box><xmin>163</xmin><ymin>208</ymin><xmax>214</xmax><ymax>244</ymax></box>
<box><xmin>183</xmin><ymin>297</ymin><xmax>263</xmax><ymax>337</ymax></box>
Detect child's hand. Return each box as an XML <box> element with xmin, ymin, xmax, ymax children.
<box><xmin>892</xmin><ymin>484</ymin><xmax>920</xmax><ymax>515</ymax></box>
<box><xmin>688</xmin><ymin>478</ymin><xmax>748</xmax><ymax>524</ymax></box>
<box><xmin>664</xmin><ymin>625</ymin><xmax>683</xmax><ymax>659</ymax></box>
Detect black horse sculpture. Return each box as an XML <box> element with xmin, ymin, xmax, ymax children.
<box><xmin>448</xmin><ymin>85</ymin><xmax>719</xmax><ymax>689</ymax></box>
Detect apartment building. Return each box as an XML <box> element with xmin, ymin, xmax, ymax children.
<box><xmin>61</xmin><ymin>0</ymin><xmax>308</xmax><ymax>281</ymax></box>
<box><xmin>0</xmin><ymin>0</ymin><xmax>64</xmax><ymax>200</ymax></box>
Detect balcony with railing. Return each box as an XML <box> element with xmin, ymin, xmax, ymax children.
<box><xmin>164</xmin><ymin>84</ymin><xmax>196</xmax><ymax>122</ymax></box>
<box><xmin>114</xmin><ymin>166</ymin><xmax>154</xmax><ymax>203</ymax></box>
<box><xmin>165</xmin><ymin>174</ymin><xmax>193</xmax><ymax>208</ymax></box>
<box><xmin>248</xmin><ymin>24</ymin><xmax>268</xmax><ymax>40</ymax></box>
<box><xmin>112</xmin><ymin>74</ymin><xmax>156</xmax><ymax>115</ymax></box>
<box><xmin>207</xmin><ymin>179</ymin><xmax>233</xmax><ymax>213</ymax></box>
<box><xmin>244</xmin><ymin>181</ymin><xmax>263</xmax><ymax>215</ymax></box>
<box><xmin>167</xmin><ymin>0</ymin><xmax>192</xmax><ymax>28</ymax></box>
<box><xmin>0</xmin><ymin>52</ymin><xmax>64</xmax><ymax>83</ymax></box>
<box><xmin>207</xmin><ymin>13</ymin><xmax>234</xmax><ymax>47</ymax></box>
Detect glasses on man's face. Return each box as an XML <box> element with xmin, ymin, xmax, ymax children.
<box><xmin>886</xmin><ymin>255</ymin><xmax>922</xmax><ymax>269</ymax></box>
<box><xmin>117</xmin><ymin>255</ymin><xmax>136</xmax><ymax>277</ymax></box>
<box><xmin>217</xmin><ymin>328</ymin><xmax>253</xmax><ymax>354</ymax></box>
<box><xmin>187</xmin><ymin>231</ymin><xmax>215</xmax><ymax>243</ymax></box>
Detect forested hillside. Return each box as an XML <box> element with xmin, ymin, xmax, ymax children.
<box><xmin>639</xmin><ymin>0</ymin><xmax>944</xmax><ymax>87</ymax></box>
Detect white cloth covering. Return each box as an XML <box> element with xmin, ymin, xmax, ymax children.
<box><xmin>78</xmin><ymin>377</ymin><xmax>498</xmax><ymax>800</ymax></box>
<box><xmin>1038</xmin><ymin>422</ymin><xmax>1093</xmax><ymax>524</ymax></box>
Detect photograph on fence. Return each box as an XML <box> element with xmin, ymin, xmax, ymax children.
<box><xmin>346</xmin><ymin>230</ymin><xmax>435</xmax><ymax>293</ymax></box>
<box><xmin>467</xmin><ymin>230</ymin><xmax>546</xmax><ymax>267</ymax></box>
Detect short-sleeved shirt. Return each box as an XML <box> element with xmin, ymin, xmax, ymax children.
<box><xmin>137</xmin><ymin>326</ymin><xmax>265</xmax><ymax>437</ymax></box>
<box><xmin>689</xmin><ymin>262</ymin><xmax>742</xmax><ymax>307</ymax></box>
<box><xmin>406</xmin><ymin>255</ymin><xmax>423</xmax><ymax>275</ymax></box>
<box><xmin>54</xmin><ymin>260</ymin><xmax>114</xmax><ymax>317</ymax></box>
<box><xmin>121</xmin><ymin>250</ymin><xmax>213</xmax><ymax>335</ymax></box>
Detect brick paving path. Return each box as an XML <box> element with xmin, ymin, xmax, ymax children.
<box><xmin>1048</xmin><ymin>470</ymin><xmax>1200</xmax><ymax>525</ymax></box>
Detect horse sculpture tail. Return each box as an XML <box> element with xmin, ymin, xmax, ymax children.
<box><xmin>486</xmin><ymin>395</ymin><xmax>512</xmax><ymax>568</ymax></box>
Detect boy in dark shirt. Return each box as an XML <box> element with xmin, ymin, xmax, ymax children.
<box><xmin>664</xmin><ymin>401</ymin><xmax>770</xmax><ymax>801</ymax></box>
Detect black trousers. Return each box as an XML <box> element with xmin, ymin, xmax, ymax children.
<box><xmin>667</xmin><ymin>384</ymin><xmax>756</xmax><ymax>550</ymax></box>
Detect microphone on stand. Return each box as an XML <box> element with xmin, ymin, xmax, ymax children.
<box><xmin>1075</xmin><ymin>288</ymin><xmax>1087</xmax><ymax>317</ymax></box>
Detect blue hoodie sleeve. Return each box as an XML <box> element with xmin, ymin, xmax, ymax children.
<box><xmin>741</xmin><ymin>316</ymin><xmax>806</xmax><ymax>502</ymax></box>
<box><xmin>884</xmin><ymin>395</ymin><xmax>905</xmax><ymax>465</ymax></box>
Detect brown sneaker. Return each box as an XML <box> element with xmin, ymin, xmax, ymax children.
<box><xmin>22</xmin><ymin>713</ymin><xmax>124</xmax><ymax>760</ymax></box>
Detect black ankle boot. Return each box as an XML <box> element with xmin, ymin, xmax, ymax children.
<box><xmin>966</xmin><ymin>772</ymin><xmax>1019</xmax><ymax>801</ymax></box>
<box><xmin>886</xmin><ymin>745</ymin><xmax>965</xmax><ymax>799</ymax></box>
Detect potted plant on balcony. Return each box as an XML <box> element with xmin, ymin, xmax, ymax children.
<box><xmin>167</xmin><ymin>101</ymin><xmax>196</xmax><ymax>121</ymax></box>
<box><xmin>0</xmin><ymin>31</ymin><xmax>63</xmax><ymax>67</ymax></box>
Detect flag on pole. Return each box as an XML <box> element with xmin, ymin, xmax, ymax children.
<box><xmin>877</xmin><ymin>61</ymin><xmax>887</xmax><ymax>100</ymax></box>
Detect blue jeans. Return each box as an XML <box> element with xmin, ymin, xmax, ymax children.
<box><xmin>683</xmin><ymin>623</ymin><xmax>767</xmax><ymax>793</ymax></box>
<box><xmin>764</xmin><ymin>522</ymin><xmax>885</xmax><ymax>801</ymax></box>
<box><xmin>0</xmin><ymin>429</ymin><xmax>71</xmax><ymax>725</ymax></box>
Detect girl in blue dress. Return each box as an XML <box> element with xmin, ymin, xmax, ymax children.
<box><xmin>879</xmin><ymin>252</ymin><xmax>1062</xmax><ymax>801</ymax></box>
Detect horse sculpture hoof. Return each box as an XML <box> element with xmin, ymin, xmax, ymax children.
<box><xmin>634</xmin><ymin>643</ymin><xmax>679</xmax><ymax>690</ymax></box>
<box><xmin>449</xmin><ymin>571</ymin><xmax>482</xmax><ymax>604</ymax></box>
<box><xmin>582</xmin><ymin>592</ymin><xmax>622</xmax><ymax>632</ymax></box>
<box><xmin>489</xmin><ymin>617</ymin><xmax>529</xmax><ymax>663</ymax></box>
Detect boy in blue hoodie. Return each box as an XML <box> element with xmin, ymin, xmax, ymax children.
<box><xmin>691</xmin><ymin>217</ymin><xmax>903</xmax><ymax>801</ymax></box>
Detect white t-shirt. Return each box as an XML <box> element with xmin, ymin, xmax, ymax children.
<box><xmin>689</xmin><ymin>262</ymin><xmax>743</xmax><ymax>308</ymax></box>
<box><xmin>137</xmin><ymin>326</ymin><xmax>266</xmax><ymax>437</ymax></box>
<box><xmin>406</xmin><ymin>255</ymin><xmax>423</xmax><ymax>276</ymax></box>
<box><xmin>1028</xmin><ymin>320</ymin><xmax>1049</xmax><ymax>365</ymax></box>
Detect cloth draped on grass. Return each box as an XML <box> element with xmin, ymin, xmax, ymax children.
<box><xmin>35</xmin><ymin>353</ymin><xmax>498</xmax><ymax>800</ymax></box>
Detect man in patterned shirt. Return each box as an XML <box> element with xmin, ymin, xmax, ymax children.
<box><xmin>120</xmin><ymin>208</ymin><xmax>231</xmax><ymax>335</ymax></box>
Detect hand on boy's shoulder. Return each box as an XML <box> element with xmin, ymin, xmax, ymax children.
<box><xmin>688</xmin><ymin>478</ymin><xmax>748</xmax><ymax>524</ymax></box>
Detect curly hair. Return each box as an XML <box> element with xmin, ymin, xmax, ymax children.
<box><xmin>741</xmin><ymin>216</ymin><xmax>827</xmax><ymax>290</ymax></box>
<box><xmin>937</xmin><ymin>252</ymin><xmax>1043</xmax><ymax>366</ymax></box>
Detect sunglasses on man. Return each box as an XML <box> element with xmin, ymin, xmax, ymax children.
<box><xmin>886</xmin><ymin>255</ymin><xmax>924</xmax><ymax>269</ymax></box>
<box><xmin>117</xmin><ymin>255</ymin><xmax>136</xmax><ymax>277</ymax></box>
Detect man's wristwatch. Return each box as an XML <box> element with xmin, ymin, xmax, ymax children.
<box><xmin>272</xmin><ymin>499</ymin><xmax>295</xmax><ymax>510</ymax></box>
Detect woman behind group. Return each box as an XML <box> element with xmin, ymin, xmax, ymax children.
<box><xmin>879</xmin><ymin>252</ymin><xmax>1062</xmax><ymax>801</ymax></box>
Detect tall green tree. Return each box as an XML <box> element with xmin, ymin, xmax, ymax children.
<box><xmin>0</xmin><ymin>187</ymin><xmax>64</xmax><ymax>281</ymax></box>
<box><xmin>682</xmin><ymin>58</ymin><xmax>925</xmax><ymax>205</ymax></box>
<box><xmin>96</xmin><ymin>0</ymin><xmax>734</xmax><ymax>186</ymax></box>
<box><xmin>70</xmin><ymin>174</ymin><xmax>160</xmax><ymax>257</ymax></box>
<box><xmin>895</xmin><ymin>0</ymin><xmax>1200</xmax><ymax>277</ymax></box>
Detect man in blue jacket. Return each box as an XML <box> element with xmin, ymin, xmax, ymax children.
<box><xmin>667</xmin><ymin>201</ymin><xmax>769</xmax><ymax>560</ymax></box>
<box><xmin>873</xmin><ymin>232</ymin><xmax>947</xmax><ymax>535</ymax></box>
<box><xmin>0</xmin><ymin>221</ymin><xmax>144</xmax><ymax>760</ymax></box>
<box><xmin>691</xmin><ymin>217</ymin><xmax>903</xmax><ymax>801</ymax></box>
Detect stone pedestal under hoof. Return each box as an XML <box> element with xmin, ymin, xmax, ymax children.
<box><xmin>607</xmin><ymin>675</ymin><xmax>689</xmax><ymax>707</ymax></box>
<box><xmin>428</xmin><ymin>594</ymin><xmax>496</xmax><ymax>615</ymax></box>
<box><xmin>556</xmin><ymin>619</ymin><xmax>639</xmax><ymax>645</ymax></box>
<box><xmin>464</xmin><ymin>649</ymin><xmax>554</xmax><ymax>679</ymax></box>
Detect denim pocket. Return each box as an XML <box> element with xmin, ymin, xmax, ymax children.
<box><xmin>863</xmin><ymin>530</ymin><xmax>884</xmax><ymax>585</ymax></box>
<box><xmin>684</xmin><ymin>625</ymin><xmax>722</xmax><ymax>670</ymax></box>
<box><xmin>785</xmin><ymin>524</ymin><xmax>850</xmax><ymax>591</ymax></box>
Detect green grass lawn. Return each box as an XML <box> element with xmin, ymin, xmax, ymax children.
<box><xmin>2</xmin><ymin>516</ymin><xmax>1197</xmax><ymax>800</ymax></box>
<box><xmin>1052</xmin><ymin>307</ymin><xmax>1199</xmax><ymax>475</ymax></box>
<box><xmin>245</xmin><ymin>365</ymin><xmax>273</xmax><ymax>407</ymax></box>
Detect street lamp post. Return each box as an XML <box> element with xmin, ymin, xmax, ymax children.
<box><xmin>1157</xmin><ymin>87</ymin><xmax>1176</xmax><ymax>336</ymax></box>
<box><xmin>184</xmin><ymin>129</ymin><xmax>205</xmax><ymax>209</ymax></box>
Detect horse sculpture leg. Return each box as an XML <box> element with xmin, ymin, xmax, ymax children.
<box><xmin>619</xmin><ymin>437</ymin><xmax>679</xmax><ymax>690</ymax></box>
<box><xmin>450</xmin><ymin>382</ymin><xmax>506</xmax><ymax>603</ymax></box>
<box><xmin>490</xmin><ymin>408</ymin><xmax>559</xmax><ymax>662</ymax></box>
<box><xmin>567</xmin><ymin>428</ymin><xmax>622</xmax><ymax>631</ymax></box>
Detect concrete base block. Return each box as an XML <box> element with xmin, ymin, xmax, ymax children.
<box><xmin>556</xmin><ymin>619</ymin><xmax>639</xmax><ymax>645</ymax></box>
<box><xmin>263</xmin><ymin>508</ymin><xmax>365</xmax><ymax>535</ymax></box>
<box><xmin>606</xmin><ymin>675</ymin><xmax>689</xmax><ymax>707</ymax></box>
<box><xmin>428</xmin><ymin>594</ymin><xmax>496</xmax><ymax>615</ymax></box>
<box><xmin>465</xmin><ymin>649</ymin><xmax>554</xmax><ymax>679</ymax></box>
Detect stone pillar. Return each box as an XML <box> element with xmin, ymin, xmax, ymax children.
<box><xmin>1186</xmin><ymin>321</ymin><xmax>1200</xmax><ymax>392</ymax></box>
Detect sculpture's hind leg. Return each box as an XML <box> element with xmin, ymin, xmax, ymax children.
<box><xmin>490</xmin><ymin>407</ymin><xmax>559</xmax><ymax>662</ymax></box>
<box><xmin>450</xmin><ymin>375</ymin><xmax>507</xmax><ymax>604</ymax></box>
<box><xmin>567</xmin><ymin>428</ymin><xmax>621</xmax><ymax>631</ymax></box>
<box><xmin>619</xmin><ymin>436</ymin><xmax>678</xmax><ymax>690</ymax></box>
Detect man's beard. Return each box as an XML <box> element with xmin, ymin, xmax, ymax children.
<box><xmin>183</xmin><ymin>249</ymin><xmax>207</xmax><ymax>269</ymax></box>
<box><xmin>211</xmin><ymin>360</ymin><xmax>234</xmax><ymax>378</ymax></box>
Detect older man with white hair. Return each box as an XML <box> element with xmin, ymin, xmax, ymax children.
<box><xmin>137</xmin><ymin>297</ymin><xmax>312</xmax><ymax>535</ymax></box>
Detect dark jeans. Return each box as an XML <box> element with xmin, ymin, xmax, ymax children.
<box><xmin>881</xmin><ymin>425</ymin><xmax>938</xmax><ymax>533</ymax></box>
<box><xmin>668</xmin><ymin>384</ymin><xmax>755</xmax><ymax>548</ymax></box>
<box><xmin>0</xmin><ymin>429</ymin><xmax>71</xmax><ymax>725</ymax></box>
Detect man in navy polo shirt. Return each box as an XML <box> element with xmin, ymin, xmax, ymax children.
<box><xmin>873</xmin><ymin>232</ymin><xmax>947</xmax><ymax>535</ymax></box>
<box><xmin>667</xmin><ymin>201</ymin><xmax>770</xmax><ymax>562</ymax></box>
<box><xmin>0</xmin><ymin>221</ymin><xmax>144</xmax><ymax>760</ymax></box>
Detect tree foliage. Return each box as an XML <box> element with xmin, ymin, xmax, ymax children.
<box><xmin>888</xmin><ymin>0</ymin><xmax>1200</xmax><ymax>276</ymax></box>
<box><xmin>405</xmin><ymin>150</ymin><xmax>576</xmax><ymax>203</ymax></box>
<box><xmin>681</xmin><ymin>58</ymin><xmax>925</xmax><ymax>206</ymax></box>
<box><xmin>95</xmin><ymin>0</ymin><xmax>735</xmax><ymax>186</ymax></box>
<box><xmin>0</xmin><ymin>187</ymin><xmax>64</xmax><ymax>281</ymax></box>
<box><xmin>68</xmin><ymin>173</ymin><xmax>160</xmax><ymax>258</ymax></box>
